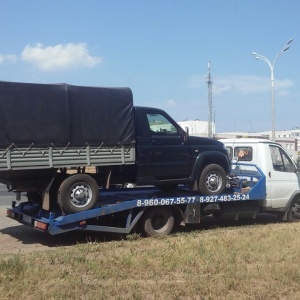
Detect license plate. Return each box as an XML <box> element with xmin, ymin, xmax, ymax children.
<box><xmin>22</xmin><ymin>215</ymin><xmax>32</xmax><ymax>224</ymax></box>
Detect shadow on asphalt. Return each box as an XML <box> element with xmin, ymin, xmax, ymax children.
<box><xmin>0</xmin><ymin>213</ymin><xmax>281</xmax><ymax>249</ymax></box>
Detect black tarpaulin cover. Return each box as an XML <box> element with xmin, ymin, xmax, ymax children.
<box><xmin>0</xmin><ymin>81</ymin><xmax>135</xmax><ymax>147</ymax></box>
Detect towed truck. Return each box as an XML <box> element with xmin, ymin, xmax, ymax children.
<box><xmin>0</xmin><ymin>81</ymin><xmax>230</xmax><ymax>214</ymax></box>
<box><xmin>6</xmin><ymin>139</ymin><xmax>300</xmax><ymax>237</ymax></box>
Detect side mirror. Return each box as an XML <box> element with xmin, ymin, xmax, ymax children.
<box><xmin>232</xmin><ymin>156</ymin><xmax>239</xmax><ymax>164</ymax></box>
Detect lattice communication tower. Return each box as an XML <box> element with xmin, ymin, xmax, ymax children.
<box><xmin>206</xmin><ymin>61</ymin><xmax>213</xmax><ymax>138</ymax></box>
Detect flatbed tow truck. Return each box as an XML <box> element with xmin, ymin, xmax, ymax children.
<box><xmin>6</xmin><ymin>163</ymin><xmax>267</xmax><ymax>237</ymax></box>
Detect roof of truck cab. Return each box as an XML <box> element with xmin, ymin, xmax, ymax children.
<box><xmin>134</xmin><ymin>106</ymin><xmax>166</xmax><ymax>113</ymax></box>
<box><xmin>219</xmin><ymin>138</ymin><xmax>278</xmax><ymax>145</ymax></box>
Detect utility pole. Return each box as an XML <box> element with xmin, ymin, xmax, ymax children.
<box><xmin>252</xmin><ymin>39</ymin><xmax>293</xmax><ymax>141</ymax></box>
<box><xmin>206</xmin><ymin>61</ymin><xmax>213</xmax><ymax>138</ymax></box>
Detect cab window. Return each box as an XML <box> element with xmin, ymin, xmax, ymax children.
<box><xmin>226</xmin><ymin>146</ymin><xmax>233</xmax><ymax>160</ymax></box>
<box><xmin>269</xmin><ymin>145</ymin><xmax>295</xmax><ymax>173</ymax></box>
<box><xmin>234</xmin><ymin>147</ymin><xmax>253</xmax><ymax>161</ymax></box>
<box><xmin>146</xmin><ymin>113</ymin><xmax>178</xmax><ymax>135</ymax></box>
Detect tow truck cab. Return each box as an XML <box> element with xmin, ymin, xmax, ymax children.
<box><xmin>221</xmin><ymin>138</ymin><xmax>300</xmax><ymax>218</ymax></box>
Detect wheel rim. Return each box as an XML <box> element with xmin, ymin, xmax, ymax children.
<box><xmin>69</xmin><ymin>182</ymin><xmax>93</xmax><ymax>208</ymax></box>
<box><xmin>205</xmin><ymin>171</ymin><xmax>222</xmax><ymax>192</ymax></box>
<box><xmin>152</xmin><ymin>213</ymin><xmax>168</xmax><ymax>233</ymax></box>
<box><xmin>291</xmin><ymin>202</ymin><xmax>300</xmax><ymax>220</ymax></box>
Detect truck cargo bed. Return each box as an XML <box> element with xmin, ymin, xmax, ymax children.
<box><xmin>0</xmin><ymin>143</ymin><xmax>135</xmax><ymax>171</ymax></box>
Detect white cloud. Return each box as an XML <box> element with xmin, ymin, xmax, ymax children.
<box><xmin>214</xmin><ymin>75</ymin><xmax>294</xmax><ymax>95</ymax></box>
<box><xmin>166</xmin><ymin>99</ymin><xmax>177</xmax><ymax>107</ymax></box>
<box><xmin>188</xmin><ymin>74</ymin><xmax>294</xmax><ymax>96</ymax></box>
<box><xmin>21</xmin><ymin>43</ymin><xmax>102</xmax><ymax>71</ymax></box>
<box><xmin>187</xmin><ymin>75</ymin><xmax>204</xmax><ymax>89</ymax></box>
<box><xmin>0</xmin><ymin>53</ymin><xmax>17</xmax><ymax>64</ymax></box>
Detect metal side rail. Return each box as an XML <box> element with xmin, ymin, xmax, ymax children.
<box><xmin>6</xmin><ymin>163</ymin><xmax>266</xmax><ymax>235</ymax></box>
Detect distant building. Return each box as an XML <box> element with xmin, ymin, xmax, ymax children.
<box><xmin>178</xmin><ymin>120</ymin><xmax>215</xmax><ymax>137</ymax></box>
<box><xmin>176</xmin><ymin>120</ymin><xmax>299</xmax><ymax>160</ymax></box>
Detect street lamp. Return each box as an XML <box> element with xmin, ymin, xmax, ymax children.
<box><xmin>252</xmin><ymin>39</ymin><xmax>293</xmax><ymax>141</ymax></box>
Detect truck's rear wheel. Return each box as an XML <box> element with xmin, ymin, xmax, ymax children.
<box><xmin>58</xmin><ymin>174</ymin><xmax>99</xmax><ymax>213</ymax></box>
<box><xmin>287</xmin><ymin>197</ymin><xmax>300</xmax><ymax>222</ymax></box>
<box><xmin>198</xmin><ymin>164</ymin><xmax>226</xmax><ymax>195</ymax></box>
<box><xmin>142</xmin><ymin>207</ymin><xmax>174</xmax><ymax>237</ymax></box>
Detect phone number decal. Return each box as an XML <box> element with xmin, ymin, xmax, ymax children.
<box><xmin>136</xmin><ymin>194</ymin><xmax>250</xmax><ymax>207</ymax></box>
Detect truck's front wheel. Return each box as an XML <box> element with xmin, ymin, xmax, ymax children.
<box><xmin>287</xmin><ymin>197</ymin><xmax>300</xmax><ymax>222</ymax></box>
<box><xmin>142</xmin><ymin>207</ymin><xmax>174</xmax><ymax>237</ymax></box>
<box><xmin>58</xmin><ymin>174</ymin><xmax>99</xmax><ymax>214</ymax></box>
<box><xmin>198</xmin><ymin>164</ymin><xmax>227</xmax><ymax>195</ymax></box>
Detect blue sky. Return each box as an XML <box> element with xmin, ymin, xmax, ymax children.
<box><xmin>0</xmin><ymin>0</ymin><xmax>299</xmax><ymax>133</ymax></box>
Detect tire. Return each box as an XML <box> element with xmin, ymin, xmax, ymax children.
<box><xmin>142</xmin><ymin>207</ymin><xmax>174</xmax><ymax>237</ymax></box>
<box><xmin>287</xmin><ymin>198</ymin><xmax>300</xmax><ymax>222</ymax></box>
<box><xmin>58</xmin><ymin>174</ymin><xmax>99</xmax><ymax>213</ymax></box>
<box><xmin>198</xmin><ymin>164</ymin><xmax>227</xmax><ymax>195</ymax></box>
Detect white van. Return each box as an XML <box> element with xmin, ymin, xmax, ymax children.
<box><xmin>220</xmin><ymin>138</ymin><xmax>300</xmax><ymax>221</ymax></box>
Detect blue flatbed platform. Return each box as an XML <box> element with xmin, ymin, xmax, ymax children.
<box><xmin>6</xmin><ymin>163</ymin><xmax>266</xmax><ymax>236</ymax></box>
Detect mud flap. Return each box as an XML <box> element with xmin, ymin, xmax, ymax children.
<box><xmin>184</xmin><ymin>203</ymin><xmax>201</xmax><ymax>224</ymax></box>
<box><xmin>42</xmin><ymin>177</ymin><xmax>55</xmax><ymax>210</ymax></box>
